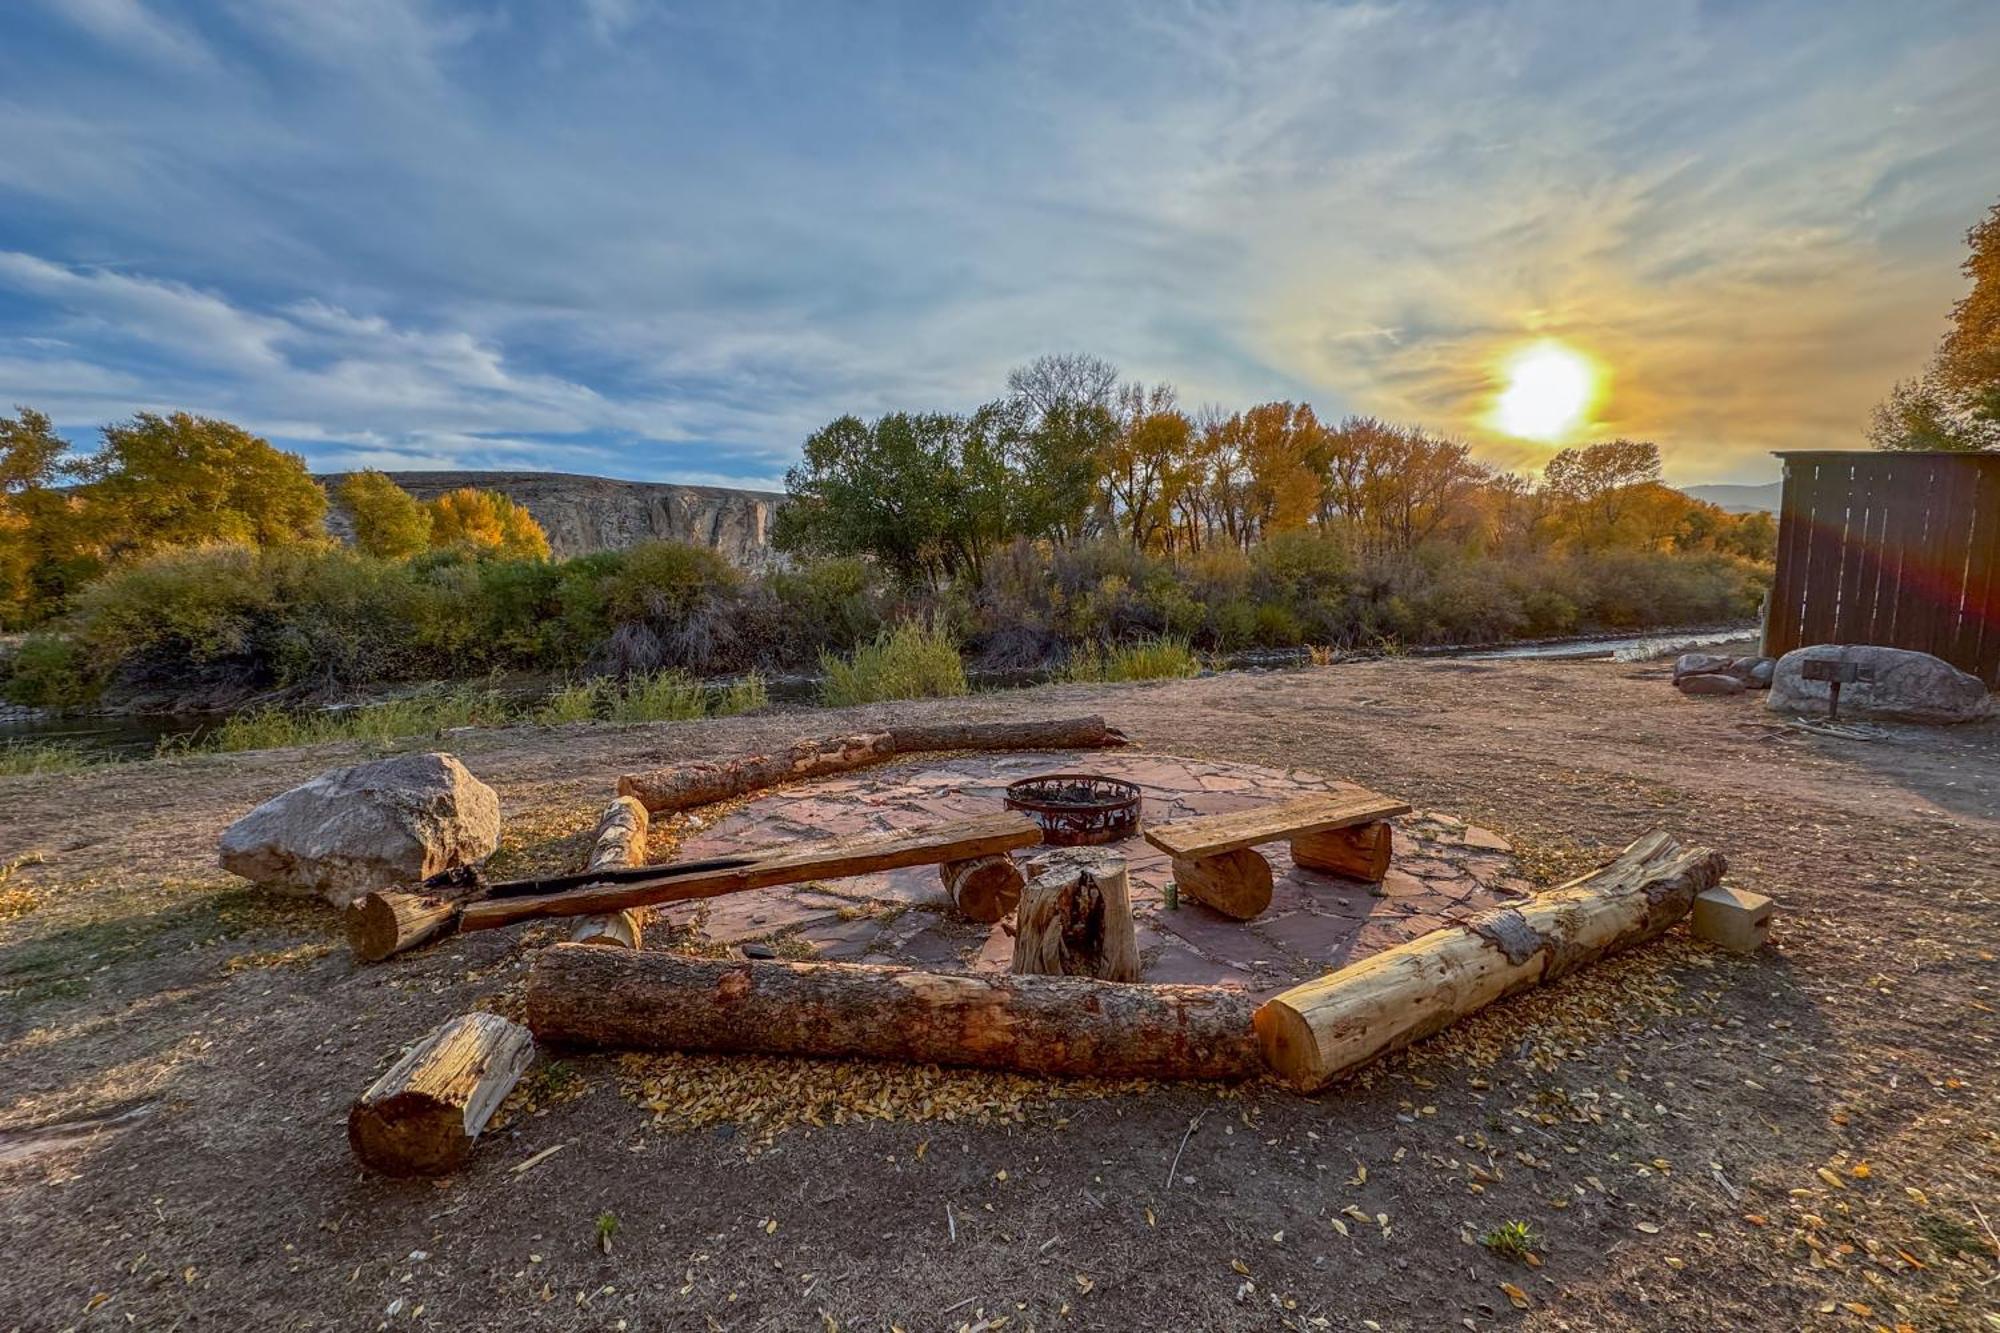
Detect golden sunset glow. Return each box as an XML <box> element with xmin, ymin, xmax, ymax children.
<box><xmin>1491</xmin><ymin>341</ymin><xmax>1599</xmax><ymax>442</ymax></box>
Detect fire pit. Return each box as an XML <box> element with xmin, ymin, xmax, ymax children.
<box><xmin>1004</xmin><ymin>773</ymin><xmax>1143</xmax><ymax>846</ymax></box>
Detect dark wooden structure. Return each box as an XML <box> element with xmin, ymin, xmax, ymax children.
<box><xmin>1764</xmin><ymin>451</ymin><xmax>2000</xmax><ymax>686</ymax></box>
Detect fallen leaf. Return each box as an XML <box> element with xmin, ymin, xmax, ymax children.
<box><xmin>1230</xmin><ymin>1259</ymin><xmax>1250</xmax><ymax>1276</ymax></box>
<box><xmin>1816</xmin><ymin>1167</ymin><xmax>1847</xmax><ymax>1190</ymax></box>
<box><xmin>1499</xmin><ymin>1282</ymin><xmax>1530</xmax><ymax>1310</ymax></box>
<box><xmin>1636</xmin><ymin>1222</ymin><xmax>1662</xmax><ymax>1234</ymax></box>
<box><xmin>1849</xmin><ymin>1161</ymin><xmax>1871</xmax><ymax>1179</ymax></box>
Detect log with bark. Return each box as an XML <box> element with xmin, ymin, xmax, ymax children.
<box><xmin>1252</xmin><ymin>829</ymin><xmax>1726</xmax><ymax>1091</ymax></box>
<box><xmin>616</xmin><ymin>715</ymin><xmax>1129</xmax><ymax>814</ymax></box>
<box><xmin>458</xmin><ymin>812</ymin><xmax>1041</xmax><ymax>934</ymax></box>
<box><xmin>1011</xmin><ymin>848</ymin><xmax>1139</xmax><ymax>982</ymax></box>
<box><xmin>347</xmin><ymin>1012</ymin><xmax>535</xmax><ymax>1176</ymax></box>
<box><xmin>939</xmin><ymin>853</ymin><xmax>1025</xmax><ymax>923</ymax></box>
<box><xmin>1290</xmin><ymin>821</ymin><xmax>1394</xmax><ymax>882</ymax></box>
<box><xmin>572</xmin><ymin>795</ymin><xmax>651</xmax><ymax>949</ymax></box>
<box><xmin>526</xmin><ymin>944</ymin><xmax>1261</xmax><ymax>1080</ymax></box>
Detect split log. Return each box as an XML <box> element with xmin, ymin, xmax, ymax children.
<box><xmin>572</xmin><ymin>796</ymin><xmax>651</xmax><ymax>949</ymax></box>
<box><xmin>940</xmin><ymin>853</ymin><xmax>1025</xmax><ymax>923</ymax></box>
<box><xmin>1290</xmin><ymin>821</ymin><xmax>1393</xmax><ymax>882</ymax></box>
<box><xmin>526</xmin><ymin>945</ymin><xmax>1260</xmax><ymax>1080</ymax></box>
<box><xmin>348</xmin><ymin>891</ymin><xmax>457</xmax><ymax>964</ymax></box>
<box><xmin>459</xmin><ymin>812</ymin><xmax>1041</xmax><ymax>933</ymax></box>
<box><xmin>347</xmin><ymin>1012</ymin><xmax>535</xmax><ymax>1176</ymax></box>
<box><xmin>1172</xmin><ymin>849</ymin><xmax>1274</xmax><ymax>920</ymax></box>
<box><xmin>616</xmin><ymin>716</ymin><xmax>1128</xmax><ymax>814</ymax></box>
<box><xmin>1253</xmin><ymin>830</ymin><xmax>1726</xmax><ymax>1091</ymax></box>
<box><xmin>1011</xmin><ymin>848</ymin><xmax>1139</xmax><ymax>982</ymax></box>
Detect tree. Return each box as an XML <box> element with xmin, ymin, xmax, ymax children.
<box><xmin>426</xmin><ymin>487</ymin><xmax>551</xmax><ymax>559</ymax></box>
<box><xmin>1937</xmin><ymin>200</ymin><xmax>2000</xmax><ymax>397</ymax></box>
<box><xmin>336</xmin><ymin>471</ymin><xmax>432</xmax><ymax>559</ymax></box>
<box><xmin>1543</xmin><ymin>440</ymin><xmax>1664</xmax><ymax>545</ymax></box>
<box><xmin>773</xmin><ymin>413</ymin><xmax>963</xmax><ymax>584</ymax></box>
<box><xmin>1867</xmin><ymin>376</ymin><xmax>2000</xmax><ymax>453</ymax></box>
<box><xmin>1869</xmin><ymin>197</ymin><xmax>2000</xmax><ymax>453</ymax></box>
<box><xmin>1239</xmin><ymin>402</ymin><xmax>1324</xmax><ymax>538</ymax></box>
<box><xmin>1006</xmin><ymin>353</ymin><xmax>1120</xmax><ymax>420</ymax></box>
<box><xmin>1010</xmin><ymin>400</ymin><xmax>1114</xmax><ymax>543</ymax></box>
<box><xmin>0</xmin><ymin>407</ymin><xmax>87</xmax><ymax>625</ymax></box>
<box><xmin>80</xmin><ymin>412</ymin><xmax>327</xmax><ymax>561</ymax></box>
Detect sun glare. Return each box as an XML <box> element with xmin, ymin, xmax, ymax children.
<box><xmin>1492</xmin><ymin>341</ymin><xmax>1598</xmax><ymax>442</ymax></box>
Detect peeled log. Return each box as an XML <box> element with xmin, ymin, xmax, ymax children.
<box><xmin>348</xmin><ymin>891</ymin><xmax>456</xmax><ymax>964</ymax></box>
<box><xmin>572</xmin><ymin>796</ymin><xmax>651</xmax><ymax>949</ymax></box>
<box><xmin>526</xmin><ymin>945</ymin><xmax>1261</xmax><ymax>1081</ymax></box>
<box><xmin>348</xmin><ymin>1012</ymin><xmax>534</xmax><ymax>1177</ymax></box>
<box><xmin>1012</xmin><ymin>848</ymin><xmax>1139</xmax><ymax>982</ymax></box>
<box><xmin>615</xmin><ymin>716</ymin><xmax>1128</xmax><ymax>814</ymax></box>
<box><xmin>1290</xmin><ymin>822</ymin><xmax>1393</xmax><ymax>882</ymax></box>
<box><xmin>1253</xmin><ymin>830</ymin><xmax>1726</xmax><ymax>1091</ymax></box>
<box><xmin>940</xmin><ymin>853</ymin><xmax>1025</xmax><ymax>923</ymax></box>
<box><xmin>1173</xmin><ymin>849</ymin><xmax>1274</xmax><ymax>920</ymax></box>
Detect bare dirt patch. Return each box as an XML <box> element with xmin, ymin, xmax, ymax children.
<box><xmin>1</xmin><ymin>657</ymin><xmax>1995</xmax><ymax>1330</ymax></box>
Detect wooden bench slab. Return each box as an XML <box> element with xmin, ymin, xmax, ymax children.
<box><xmin>1145</xmin><ymin>792</ymin><xmax>1412</xmax><ymax>861</ymax></box>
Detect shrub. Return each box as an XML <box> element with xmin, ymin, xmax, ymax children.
<box><xmin>765</xmin><ymin>557</ymin><xmax>884</xmax><ymax>659</ymax></box>
<box><xmin>716</xmin><ymin>669</ymin><xmax>768</xmax><ymax>716</ymax></box>
<box><xmin>534</xmin><ymin>677</ymin><xmax>608</xmax><ymax>725</ymax></box>
<box><xmin>602</xmin><ymin>541</ymin><xmax>745</xmax><ymax>673</ymax></box>
<box><xmin>1062</xmin><ymin>635</ymin><xmax>1200</xmax><ymax>683</ymax></box>
<box><xmin>604</xmin><ymin>668</ymin><xmax>709</xmax><ymax>723</ymax></box>
<box><xmin>2</xmin><ymin>634</ymin><xmax>99</xmax><ymax>707</ymax></box>
<box><xmin>820</xmin><ymin>619</ymin><xmax>967</xmax><ymax>707</ymax></box>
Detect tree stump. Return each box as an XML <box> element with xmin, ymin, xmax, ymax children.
<box><xmin>1290</xmin><ymin>821</ymin><xmax>1393</xmax><ymax>882</ymax></box>
<box><xmin>1173</xmin><ymin>849</ymin><xmax>1274</xmax><ymax>920</ymax></box>
<box><xmin>1011</xmin><ymin>848</ymin><xmax>1140</xmax><ymax>982</ymax></box>
<box><xmin>348</xmin><ymin>1012</ymin><xmax>535</xmax><ymax>1176</ymax></box>
<box><xmin>348</xmin><ymin>891</ymin><xmax>456</xmax><ymax>964</ymax></box>
<box><xmin>940</xmin><ymin>853</ymin><xmax>1025</xmax><ymax>923</ymax></box>
<box><xmin>572</xmin><ymin>795</ymin><xmax>651</xmax><ymax>949</ymax></box>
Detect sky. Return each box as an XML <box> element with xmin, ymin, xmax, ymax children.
<box><xmin>1</xmin><ymin>1</ymin><xmax>1996</xmax><ymax>488</ymax></box>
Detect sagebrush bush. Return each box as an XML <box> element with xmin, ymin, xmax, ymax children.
<box><xmin>820</xmin><ymin>619</ymin><xmax>967</xmax><ymax>707</ymax></box>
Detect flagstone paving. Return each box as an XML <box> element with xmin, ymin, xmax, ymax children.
<box><xmin>665</xmin><ymin>750</ymin><xmax>1528</xmax><ymax>991</ymax></box>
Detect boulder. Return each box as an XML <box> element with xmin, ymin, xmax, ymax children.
<box><xmin>1673</xmin><ymin>652</ymin><xmax>1737</xmax><ymax>682</ymax></box>
<box><xmin>1767</xmin><ymin>646</ymin><xmax>1993</xmax><ymax>725</ymax></box>
<box><xmin>219</xmin><ymin>752</ymin><xmax>501</xmax><ymax>905</ymax></box>
<box><xmin>1677</xmin><ymin>673</ymin><xmax>1746</xmax><ymax>697</ymax></box>
<box><xmin>1743</xmin><ymin>657</ymin><xmax>1776</xmax><ymax>689</ymax></box>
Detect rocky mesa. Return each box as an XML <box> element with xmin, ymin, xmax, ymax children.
<box><xmin>320</xmin><ymin>470</ymin><xmax>785</xmax><ymax>567</ymax></box>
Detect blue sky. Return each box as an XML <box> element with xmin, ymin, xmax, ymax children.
<box><xmin>1</xmin><ymin>1</ymin><xmax>1996</xmax><ymax>486</ymax></box>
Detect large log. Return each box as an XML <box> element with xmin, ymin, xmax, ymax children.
<box><xmin>526</xmin><ymin>945</ymin><xmax>1261</xmax><ymax>1080</ymax></box>
<box><xmin>572</xmin><ymin>795</ymin><xmax>651</xmax><ymax>949</ymax></box>
<box><xmin>940</xmin><ymin>853</ymin><xmax>1025</xmax><ymax>923</ymax></box>
<box><xmin>1290</xmin><ymin>821</ymin><xmax>1393</xmax><ymax>882</ymax></box>
<box><xmin>1253</xmin><ymin>830</ymin><xmax>1726</xmax><ymax>1091</ymax></box>
<box><xmin>348</xmin><ymin>891</ymin><xmax>457</xmax><ymax>964</ymax></box>
<box><xmin>348</xmin><ymin>1012</ymin><xmax>535</xmax><ymax>1177</ymax></box>
<box><xmin>459</xmin><ymin>812</ymin><xmax>1042</xmax><ymax>933</ymax></box>
<box><xmin>616</xmin><ymin>716</ymin><xmax>1128</xmax><ymax>814</ymax></box>
<box><xmin>1012</xmin><ymin>848</ymin><xmax>1139</xmax><ymax>982</ymax></box>
<box><xmin>1172</xmin><ymin>848</ymin><xmax>1274</xmax><ymax>920</ymax></box>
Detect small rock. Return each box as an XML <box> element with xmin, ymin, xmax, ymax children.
<box><xmin>739</xmin><ymin>942</ymin><xmax>779</xmax><ymax>960</ymax></box>
<box><xmin>1744</xmin><ymin>657</ymin><xmax>1775</xmax><ymax>688</ymax></box>
<box><xmin>1676</xmin><ymin>673</ymin><xmax>1746</xmax><ymax>696</ymax></box>
<box><xmin>1672</xmin><ymin>652</ymin><xmax>1736</xmax><ymax>682</ymax></box>
<box><xmin>217</xmin><ymin>752</ymin><xmax>501</xmax><ymax>906</ymax></box>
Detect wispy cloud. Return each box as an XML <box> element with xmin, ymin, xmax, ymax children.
<box><xmin>0</xmin><ymin>0</ymin><xmax>1995</xmax><ymax>485</ymax></box>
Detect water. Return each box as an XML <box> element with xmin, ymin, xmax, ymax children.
<box><xmin>0</xmin><ymin>623</ymin><xmax>1760</xmax><ymax>759</ymax></box>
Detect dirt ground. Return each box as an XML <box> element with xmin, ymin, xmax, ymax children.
<box><xmin>1</xmin><ymin>656</ymin><xmax>1996</xmax><ymax>1332</ymax></box>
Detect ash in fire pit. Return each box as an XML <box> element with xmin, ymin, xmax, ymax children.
<box><xmin>1005</xmin><ymin>773</ymin><xmax>1142</xmax><ymax>846</ymax></box>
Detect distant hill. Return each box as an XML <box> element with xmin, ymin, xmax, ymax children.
<box><xmin>1682</xmin><ymin>482</ymin><xmax>1781</xmax><ymax>514</ymax></box>
<box><xmin>319</xmin><ymin>469</ymin><xmax>785</xmax><ymax>566</ymax></box>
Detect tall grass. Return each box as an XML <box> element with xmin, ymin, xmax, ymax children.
<box><xmin>1061</xmin><ymin>636</ymin><xmax>1201</xmax><ymax>683</ymax></box>
<box><xmin>208</xmin><ymin>687</ymin><xmax>507</xmax><ymax>752</ymax></box>
<box><xmin>716</xmin><ymin>669</ymin><xmax>768</xmax><ymax>716</ymax></box>
<box><xmin>534</xmin><ymin>667</ymin><xmax>767</xmax><ymax>727</ymax></box>
<box><xmin>0</xmin><ymin>741</ymin><xmax>95</xmax><ymax>776</ymax></box>
<box><xmin>604</xmin><ymin>669</ymin><xmax>708</xmax><ymax>723</ymax></box>
<box><xmin>820</xmin><ymin>620</ymin><xmax>968</xmax><ymax>707</ymax></box>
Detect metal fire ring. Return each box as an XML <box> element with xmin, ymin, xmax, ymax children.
<box><xmin>1004</xmin><ymin>773</ymin><xmax>1143</xmax><ymax>846</ymax></box>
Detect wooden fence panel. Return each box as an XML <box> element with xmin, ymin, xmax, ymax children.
<box><xmin>1763</xmin><ymin>452</ymin><xmax>2000</xmax><ymax>687</ymax></box>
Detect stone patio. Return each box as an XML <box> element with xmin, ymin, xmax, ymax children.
<box><xmin>661</xmin><ymin>751</ymin><xmax>1530</xmax><ymax>994</ymax></box>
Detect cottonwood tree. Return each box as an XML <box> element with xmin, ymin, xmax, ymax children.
<box><xmin>1870</xmin><ymin>197</ymin><xmax>2000</xmax><ymax>451</ymax></box>
<box><xmin>1543</xmin><ymin>439</ymin><xmax>1663</xmax><ymax>546</ymax></box>
<box><xmin>337</xmin><ymin>470</ymin><xmax>432</xmax><ymax>559</ymax></box>
<box><xmin>426</xmin><ymin>487</ymin><xmax>551</xmax><ymax>559</ymax></box>
<box><xmin>0</xmin><ymin>407</ymin><xmax>85</xmax><ymax>625</ymax></box>
<box><xmin>1006</xmin><ymin>352</ymin><xmax>1120</xmax><ymax>419</ymax></box>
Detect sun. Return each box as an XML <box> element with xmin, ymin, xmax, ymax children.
<box><xmin>1491</xmin><ymin>340</ymin><xmax>1599</xmax><ymax>442</ymax></box>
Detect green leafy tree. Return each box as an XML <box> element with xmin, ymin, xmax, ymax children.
<box><xmin>773</xmin><ymin>413</ymin><xmax>963</xmax><ymax>584</ymax></box>
<box><xmin>336</xmin><ymin>471</ymin><xmax>432</xmax><ymax>559</ymax></box>
<box><xmin>425</xmin><ymin>487</ymin><xmax>552</xmax><ymax>559</ymax></box>
<box><xmin>81</xmin><ymin>412</ymin><xmax>328</xmax><ymax>560</ymax></box>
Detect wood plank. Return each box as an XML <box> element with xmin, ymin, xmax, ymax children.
<box><xmin>1796</xmin><ymin>459</ymin><xmax>1849</xmax><ymax>649</ymax></box>
<box><xmin>1763</xmin><ymin>458</ymin><xmax>1811</xmax><ymax>658</ymax></box>
<box><xmin>1870</xmin><ymin>455</ymin><xmax>1929</xmax><ymax>650</ymax></box>
<box><xmin>458</xmin><ymin>812</ymin><xmax>1042</xmax><ymax>932</ymax></box>
<box><xmin>1916</xmin><ymin>455</ymin><xmax>1975</xmax><ymax>661</ymax></box>
<box><xmin>1959</xmin><ymin>462</ymin><xmax>2000</xmax><ymax>686</ymax></box>
<box><xmin>1144</xmin><ymin>792</ymin><xmax>1410</xmax><ymax>860</ymax></box>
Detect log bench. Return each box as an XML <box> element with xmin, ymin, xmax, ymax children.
<box><xmin>1144</xmin><ymin>790</ymin><xmax>1412</xmax><ymax>919</ymax></box>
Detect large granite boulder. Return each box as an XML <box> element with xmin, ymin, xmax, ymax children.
<box><xmin>1767</xmin><ymin>646</ymin><xmax>1993</xmax><ymax>725</ymax></box>
<box><xmin>219</xmin><ymin>752</ymin><xmax>501</xmax><ymax>905</ymax></box>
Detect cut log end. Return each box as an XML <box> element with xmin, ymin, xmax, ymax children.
<box><xmin>1173</xmin><ymin>848</ymin><xmax>1274</xmax><ymax>920</ymax></box>
<box><xmin>940</xmin><ymin>853</ymin><xmax>1025</xmax><ymax>923</ymax></box>
<box><xmin>347</xmin><ymin>891</ymin><xmax>457</xmax><ymax>964</ymax></box>
<box><xmin>570</xmin><ymin>909</ymin><xmax>644</xmax><ymax>949</ymax></box>
<box><xmin>1012</xmin><ymin>848</ymin><xmax>1139</xmax><ymax>982</ymax></box>
<box><xmin>348</xmin><ymin>1012</ymin><xmax>534</xmax><ymax>1177</ymax></box>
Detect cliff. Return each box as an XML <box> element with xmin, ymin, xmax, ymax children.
<box><xmin>320</xmin><ymin>470</ymin><xmax>785</xmax><ymax>568</ymax></box>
